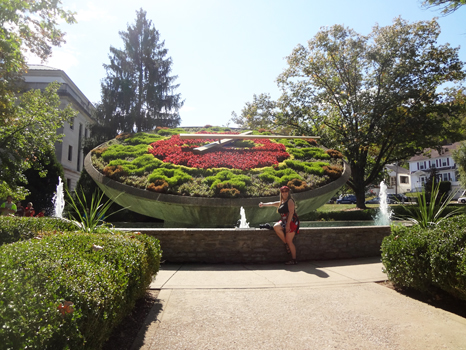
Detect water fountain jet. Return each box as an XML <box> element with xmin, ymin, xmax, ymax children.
<box><xmin>374</xmin><ymin>181</ymin><xmax>392</xmax><ymax>226</ymax></box>
<box><xmin>52</xmin><ymin>177</ymin><xmax>65</xmax><ymax>218</ymax></box>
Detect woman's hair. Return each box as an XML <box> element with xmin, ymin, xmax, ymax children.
<box><xmin>277</xmin><ymin>190</ymin><xmax>296</xmax><ymax>213</ymax></box>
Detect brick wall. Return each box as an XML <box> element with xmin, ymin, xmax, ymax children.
<box><xmin>121</xmin><ymin>226</ymin><xmax>391</xmax><ymax>264</ymax></box>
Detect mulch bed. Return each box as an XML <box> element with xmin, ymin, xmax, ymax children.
<box><xmin>102</xmin><ymin>290</ymin><xmax>160</xmax><ymax>350</ymax></box>
<box><xmin>378</xmin><ymin>281</ymin><xmax>466</xmax><ymax>318</ymax></box>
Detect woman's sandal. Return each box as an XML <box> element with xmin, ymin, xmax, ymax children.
<box><xmin>285</xmin><ymin>259</ymin><xmax>298</xmax><ymax>265</ymax></box>
<box><xmin>284</xmin><ymin>243</ymin><xmax>291</xmax><ymax>254</ymax></box>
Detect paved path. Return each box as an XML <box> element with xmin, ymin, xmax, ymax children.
<box><xmin>132</xmin><ymin>257</ymin><xmax>466</xmax><ymax>350</ymax></box>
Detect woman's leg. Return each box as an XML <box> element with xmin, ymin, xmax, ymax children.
<box><xmin>285</xmin><ymin>230</ymin><xmax>296</xmax><ymax>260</ymax></box>
<box><xmin>273</xmin><ymin>222</ymin><xmax>286</xmax><ymax>244</ymax></box>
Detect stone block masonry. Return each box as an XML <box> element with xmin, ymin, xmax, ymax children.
<box><xmin>120</xmin><ymin>226</ymin><xmax>392</xmax><ymax>264</ymax></box>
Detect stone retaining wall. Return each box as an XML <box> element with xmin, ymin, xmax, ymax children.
<box><xmin>121</xmin><ymin>226</ymin><xmax>391</xmax><ymax>263</ymax></box>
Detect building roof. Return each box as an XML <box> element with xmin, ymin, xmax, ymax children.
<box><xmin>408</xmin><ymin>142</ymin><xmax>463</xmax><ymax>162</ymax></box>
<box><xmin>23</xmin><ymin>64</ymin><xmax>95</xmax><ymax>118</ymax></box>
<box><xmin>26</xmin><ymin>64</ymin><xmax>61</xmax><ymax>71</ymax></box>
<box><xmin>385</xmin><ymin>164</ymin><xmax>410</xmax><ymax>175</ymax></box>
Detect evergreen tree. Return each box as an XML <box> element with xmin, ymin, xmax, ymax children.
<box><xmin>99</xmin><ymin>9</ymin><xmax>183</xmax><ymax>134</ymax></box>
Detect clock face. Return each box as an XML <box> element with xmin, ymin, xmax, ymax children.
<box><xmin>148</xmin><ymin>134</ymin><xmax>289</xmax><ymax>170</ymax></box>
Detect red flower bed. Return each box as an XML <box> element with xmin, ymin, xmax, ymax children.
<box><xmin>148</xmin><ymin>134</ymin><xmax>289</xmax><ymax>170</ymax></box>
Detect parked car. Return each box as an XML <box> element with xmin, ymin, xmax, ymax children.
<box><xmin>365</xmin><ymin>197</ymin><xmax>380</xmax><ymax>204</ymax></box>
<box><xmin>387</xmin><ymin>194</ymin><xmax>408</xmax><ymax>204</ymax></box>
<box><xmin>336</xmin><ymin>195</ymin><xmax>357</xmax><ymax>204</ymax></box>
<box><xmin>456</xmin><ymin>190</ymin><xmax>466</xmax><ymax>204</ymax></box>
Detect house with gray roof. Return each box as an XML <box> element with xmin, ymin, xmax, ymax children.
<box><xmin>408</xmin><ymin>142</ymin><xmax>463</xmax><ymax>195</ymax></box>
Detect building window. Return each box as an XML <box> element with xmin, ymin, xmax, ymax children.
<box><xmin>68</xmin><ymin>145</ymin><xmax>73</xmax><ymax>161</ymax></box>
<box><xmin>69</xmin><ymin>117</ymin><xmax>74</xmax><ymax>130</ymax></box>
<box><xmin>390</xmin><ymin>177</ymin><xmax>396</xmax><ymax>186</ymax></box>
<box><xmin>400</xmin><ymin>176</ymin><xmax>409</xmax><ymax>184</ymax></box>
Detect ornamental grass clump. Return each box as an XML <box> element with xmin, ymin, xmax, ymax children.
<box><xmin>0</xmin><ymin>231</ymin><xmax>161</xmax><ymax>350</ymax></box>
<box><xmin>398</xmin><ymin>182</ymin><xmax>461</xmax><ymax>229</ymax></box>
<box><xmin>66</xmin><ymin>187</ymin><xmax>126</xmax><ymax>234</ymax></box>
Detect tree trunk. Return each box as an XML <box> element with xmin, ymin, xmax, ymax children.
<box><xmin>351</xmin><ymin>166</ymin><xmax>367</xmax><ymax>209</ymax></box>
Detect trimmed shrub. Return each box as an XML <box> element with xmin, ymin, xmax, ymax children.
<box><xmin>326</xmin><ymin>149</ymin><xmax>344</xmax><ymax>158</ymax></box>
<box><xmin>147</xmin><ymin>168</ymin><xmax>192</xmax><ymax>187</ymax></box>
<box><xmin>124</xmin><ymin>133</ymin><xmax>162</xmax><ymax>145</ymax></box>
<box><xmin>381</xmin><ymin>214</ymin><xmax>466</xmax><ymax>300</ymax></box>
<box><xmin>219</xmin><ymin>187</ymin><xmax>241</xmax><ymax>198</ymax></box>
<box><xmin>147</xmin><ymin>179</ymin><xmax>169</xmax><ymax>193</ymax></box>
<box><xmin>91</xmin><ymin>147</ymin><xmax>108</xmax><ymax>157</ymax></box>
<box><xmin>101</xmin><ymin>144</ymin><xmax>149</xmax><ymax>162</ymax></box>
<box><xmin>0</xmin><ymin>216</ymin><xmax>76</xmax><ymax>246</ymax></box>
<box><xmin>278</xmin><ymin>173</ymin><xmax>304</xmax><ymax>186</ymax></box>
<box><xmin>323</xmin><ymin>165</ymin><xmax>343</xmax><ymax>179</ymax></box>
<box><xmin>381</xmin><ymin>224</ymin><xmax>432</xmax><ymax>292</ymax></box>
<box><xmin>287</xmin><ymin>179</ymin><xmax>308</xmax><ymax>192</ymax></box>
<box><xmin>103</xmin><ymin>165</ymin><xmax>128</xmax><ymax>180</ymax></box>
<box><xmin>0</xmin><ymin>231</ymin><xmax>161</xmax><ymax>349</ymax></box>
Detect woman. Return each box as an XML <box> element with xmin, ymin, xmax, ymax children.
<box><xmin>259</xmin><ymin>185</ymin><xmax>300</xmax><ymax>265</ymax></box>
<box><xmin>24</xmin><ymin>202</ymin><xmax>35</xmax><ymax>217</ymax></box>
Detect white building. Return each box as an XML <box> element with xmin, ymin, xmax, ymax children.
<box><xmin>385</xmin><ymin>164</ymin><xmax>411</xmax><ymax>194</ymax></box>
<box><xmin>22</xmin><ymin>65</ymin><xmax>94</xmax><ymax>191</ymax></box>
<box><xmin>408</xmin><ymin>142</ymin><xmax>463</xmax><ymax>195</ymax></box>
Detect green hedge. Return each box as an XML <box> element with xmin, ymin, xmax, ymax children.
<box><xmin>381</xmin><ymin>214</ymin><xmax>466</xmax><ymax>300</ymax></box>
<box><xmin>300</xmin><ymin>209</ymin><xmax>377</xmax><ymax>221</ymax></box>
<box><xmin>0</xmin><ymin>231</ymin><xmax>162</xmax><ymax>350</ymax></box>
<box><xmin>0</xmin><ymin>217</ymin><xmax>77</xmax><ymax>246</ymax></box>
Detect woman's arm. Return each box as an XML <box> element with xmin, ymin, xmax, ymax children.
<box><xmin>258</xmin><ymin>200</ymin><xmax>280</xmax><ymax>208</ymax></box>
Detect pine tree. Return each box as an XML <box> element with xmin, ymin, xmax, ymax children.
<box><xmin>99</xmin><ymin>9</ymin><xmax>183</xmax><ymax>134</ymax></box>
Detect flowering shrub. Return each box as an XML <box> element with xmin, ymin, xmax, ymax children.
<box><xmin>148</xmin><ymin>134</ymin><xmax>289</xmax><ymax>170</ymax></box>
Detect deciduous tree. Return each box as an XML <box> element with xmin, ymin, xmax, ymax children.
<box><xmin>422</xmin><ymin>0</ymin><xmax>465</xmax><ymax>15</ymax></box>
<box><xmin>0</xmin><ymin>0</ymin><xmax>76</xmax><ymax>198</ymax></box>
<box><xmin>238</xmin><ymin>18</ymin><xmax>465</xmax><ymax>208</ymax></box>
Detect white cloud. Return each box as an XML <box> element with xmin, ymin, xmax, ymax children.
<box><xmin>180</xmin><ymin>105</ymin><xmax>196</xmax><ymax>113</ymax></box>
<box><xmin>75</xmin><ymin>2</ymin><xmax>117</xmax><ymax>23</ymax></box>
<box><xmin>25</xmin><ymin>47</ymin><xmax>80</xmax><ymax>72</ymax></box>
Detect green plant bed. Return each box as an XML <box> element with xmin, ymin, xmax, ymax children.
<box><xmin>0</xmin><ymin>230</ymin><xmax>161</xmax><ymax>349</ymax></box>
<box><xmin>85</xmin><ymin>128</ymin><xmax>350</xmax><ymax>227</ymax></box>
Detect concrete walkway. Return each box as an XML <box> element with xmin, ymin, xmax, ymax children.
<box><xmin>132</xmin><ymin>257</ymin><xmax>466</xmax><ymax>350</ymax></box>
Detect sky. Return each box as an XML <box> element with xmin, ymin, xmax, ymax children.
<box><xmin>26</xmin><ymin>0</ymin><xmax>466</xmax><ymax>128</ymax></box>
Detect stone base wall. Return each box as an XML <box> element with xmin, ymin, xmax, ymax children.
<box><xmin>120</xmin><ymin>226</ymin><xmax>391</xmax><ymax>264</ymax></box>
